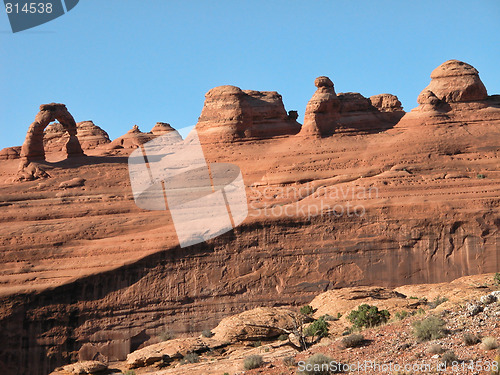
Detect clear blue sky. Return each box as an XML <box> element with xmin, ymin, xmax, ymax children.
<box><xmin>1</xmin><ymin>0</ymin><xmax>499</xmax><ymax>150</ymax></box>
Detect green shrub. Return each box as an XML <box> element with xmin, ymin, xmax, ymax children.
<box><xmin>223</xmin><ymin>373</ymin><xmax>229</xmax><ymax>375</ymax></box>
<box><xmin>463</xmin><ymin>332</ymin><xmax>481</xmax><ymax>346</ymax></box>
<box><xmin>123</xmin><ymin>371</ymin><xmax>136</xmax><ymax>375</ymax></box>
<box><xmin>495</xmin><ymin>272</ymin><xmax>500</xmax><ymax>285</ymax></box>
<box><xmin>347</xmin><ymin>304</ymin><xmax>390</xmax><ymax>329</ymax></box>
<box><xmin>243</xmin><ymin>354</ymin><xmax>264</xmax><ymax>370</ymax></box>
<box><xmin>477</xmin><ymin>173</ymin><xmax>486</xmax><ymax>179</ymax></box>
<box><xmin>304</xmin><ymin>317</ymin><xmax>329</xmax><ymax>339</ymax></box>
<box><xmin>300</xmin><ymin>305</ymin><xmax>316</xmax><ymax>315</ymax></box>
<box><xmin>341</xmin><ymin>333</ymin><xmax>365</xmax><ymax>348</ymax></box>
<box><xmin>278</xmin><ymin>333</ymin><xmax>289</xmax><ymax>341</ymax></box>
<box><xmin>427</xmin><ymin>344</ymin><xmax>444</xmax><ymax>354</ymax></box>
<box><xmin>158</xmin><ymin>329</ymin><xmax>175</xmax><ymax>341</ymax></box>
<box><xmin>429</xmin><ymin>296</ymin><xmax>448</xmax><ymax>309</ymax></box>
<box><xmin>412</xmin><ymin>316</ymin><xmax>446</xmax><ymax>341</ymax></box>
<box><xmin>320</xmin><ymin>314</ymin><xmax>338</xmax><ymax>321</ymax></box>
<box><xmin>299</xmin><ymin>353</ymin><xmax>341</xmax><ymax>374</ymax></box>
<box><xmin>283</xmin><ymin>355</ymin><xmax>296</xmax><ymax>367</ymax></box>
<box><xmin>201</xmin><ymin>329</ymin><xmax>214</xmax><ymax>338</ymax></box>
<box><xmin>441</xmin><ymin>351</ymin><xmax>458</xmax><ymax>366</ymax></box>
<box><xmin>481</xmin><ymin>337</ymin><xmax>498</xmax><ymax>351</ymax></box>
<box><xmin>394</xmin><ymin>310</ymin><xmax>409</xmax><ymax>320</ymax></box>
<box><xmin>252</xmin><ymin>340</ymin><xmax>261</xmax><ymax>347</ymax></box>
<box><xmin>182</xmin><ymin>352</ymin><xmax>200</xmax><ymax>364</ymax></box>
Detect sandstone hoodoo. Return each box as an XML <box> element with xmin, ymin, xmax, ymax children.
<box><xmin>299</xmin><ymin>76</ymin><xmax>340</xmax><ymax>136</ymax></box>
<box><xmin>299</xmin><ymin>77</ymin><xmax>405</xmax><ymax>136</ymax></box>
<box><xmin>44</xmin><ymin>120</ymin><xmax>110</xmax><ymax>153</ymax></box>
<box><xmin>19</xmin><ymin>103</ymin><xmax>84</xmax><ymax>166</ymax></box>
<box><xmin>195</xmin><ymin>85</ymin><xmax>301</xmax><ymax>141</ymax></box>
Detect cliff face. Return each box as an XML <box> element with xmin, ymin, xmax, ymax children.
<box><xmin>0</xmin><ymin>60</ymin><xmax>499</xmax><ymax>375</ymax></box>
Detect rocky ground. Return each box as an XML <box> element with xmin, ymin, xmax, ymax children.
<box><xmin>50</xmin><ymin>273</ymin><xmax>500</xmax><ymax>374</ymax></box>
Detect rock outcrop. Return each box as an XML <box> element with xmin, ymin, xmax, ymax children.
<box><xmin>44</xmin><ymin>121</ymin><xmax>110</xmax><ymax>153</ymax></box>
<box><xmin>195</xmin><ymin>85</ymin><xmax>301</xmax><ymax>141</ymax></box>
<box><xmin>150</xmin><ymin>122</ymin><xmax>176</xmax><ymax>135</ymax></box>
<box><xmin>211</xmin><ymin>307</ymin><xmax>301</xmax><ymax>343</ymax></box>
<box><xmin>108</xmin><ymin>125</ymin><xmax>156</xmax><ymax>149</ymax></box>
<box><xmin>19</xmin><ymin>103</ymin><xmax>84</xmax><ymax>166</ymax></box>
<box><xmin>299</xmin><ymin>76</ymin><xmax>340</xmax><ymax>136</ymax></box>
<box><xmin>299</xmin><ymin>78</ymin><xmax>404</xmax><ymax>136</ymax></box>
<box><xmin>0</xmin><ymin>146</ymin><xmax>21</xmax><ymax>160</ymax></box>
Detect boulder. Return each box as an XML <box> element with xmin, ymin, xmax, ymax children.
<box><xmin>196</xmin><ymin>85</ymin><xmax>301</xmax><ymax>141</ymax></box>
<box><xmin>126</xmin><ymin>337</ymin><xmax>207</xmax><ymax>368</ymax></box>
<box><xmin>211</xmin><ymin>307</ymin><xmax>300</xmax><ymax>343</ymax></box>
<box><xmin>422</xmin><ymin>60</ymin><xmax>488</xmax><ymax>103</ymax></box>
<box><xmin>61</xmin><ymin>360</ymin><xmax>107</xmax><ymax>374</ymax></box>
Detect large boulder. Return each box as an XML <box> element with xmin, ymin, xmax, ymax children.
<box><xmin>126</xmin><ymin>337</ymin><xmax>208</xmax><ymax>368</ymax></box>
<box><xmin>195</xmin><ymin>85</ymin><xmax>301</xmax><ymax>141</ymax></box>
<box><xmin>418</xmin><ymin>59</ymin><xmax>487</xmax><ymax>103</ymax></box>
<box><xmin>61</xmin><ymin>360</ymin><xmax>107</xmax><ymax>374</ymax></box>
<box><xmin>211</xmin><ymin>307</ymin><xmax>300</xmax><ymax>343</ymax></box>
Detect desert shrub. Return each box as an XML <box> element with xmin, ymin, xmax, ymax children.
<box><xmin>201</xmin><ymin>329</ymin><xmax>214</xmax><ymax>338</ymax></box>
<box><xmin>441</xmin><ymin>351</ymin><xmax>458</xmax><ymax>366</ymax></box>
<box><xmin>463</xmin><ymin>332</ymin><xmax>481</xmax><ymax>346</ymax></box>
<box><xmin>123</xmin><ymin>371</ymin><xmax>136</xmax><ymax>375</ymax></box>
<box><xmin>252</xmin><ymin>340</ymin><xmax>262</xmax><ymax>347</ymax></box>
<box><xmin>300</xmin><ymin>305</ymin><xmax>316</xmax><ymax>315</ymax></box>
<box><xmin>412</xmin><ymin>316</ymin><xmax>446</xmax><ymax>341</ymax></box>
<box><xmin>429</xmin><ymin>296</ymin><xmax>448</xmax><ymax>309</ymax></box>
<box><xmin>223</xmin><ymin>373</ymin><xmax>229</xmax><ymax>375</ymax></box>
<box><xmin>347</xmin><ymin>304</ymin><xmax>390</xmax><ymax>329</ymax></box>
<box><xmin>305</xmin><ymin>317</ymin><xmax>329</xmax><ymax>340</ymax></box>
<box><xmin>182</xmin><ymin>352</ymin><xmax>200</xmax><ymax>364</ymax></box>
<box><xmin>278</xmin><ymin>333</ymin><xmax>289</xmax><ymax>341</ymax></box>
<box><xmin>320</xmin><ymin>314</ymin><xmax>338</xmax><ymax>321</ymax></box>
<box><xmin>341</xmin><ymin>333</ymin><xmax>365</xmax><ymax>348</ymax></box>
<box><xmin>299</xmin><ymin>353</ymin><xmax>341</xmax><ymax>374</ymax></box>
<box><xmin>481</xmin><ymin>337</ymin><xmax>499</xmax><ymax>351</ymax></box>
<box><xmin>495</xmin><ymin>272</ymin><xmax>500</xmax><ymax>285</ymax></box>
<box><xmin>243</xmin><ymin>354</ymin><xmax>264</xmax><ymax>370</ymax></box>
<box><xmin>409</xmin><ymin>296</ymin><xmax>419</xmax><ymax>299</ymax></box>
<box><xmin>477</xmin><ymin>173</ymin><xmax>486</xmax><ymax>179</ymax></box>
<box><xmin>427</xmin><ymin>344</ymin><xmax>444</xmax><ymax>354</ymax></box>
<box><xmin>158</xmin><ymin>329</ymin><xmax>175</xmax><ymax>341</ymax></box>
<box><xmin>394</xmin><ymin>311</ymin><xmax>409</xmax><ymax>320</ymax></box>
<box><xmin>416</xmin><ymin>308</ymin><xmax>426</xmax><ymax>315</ymax></box>
<box><xmin>283</xmin><ymin>355</ymin><xmax>296</xmax><ymax>367</ymax></box>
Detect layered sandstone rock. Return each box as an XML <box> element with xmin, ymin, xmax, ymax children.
<box><xmin>0</xmin><ymin>146</ymin><xmax>21</xmax><ymax>160</ymax></box>
<box><xmin>108</xmin><ymin>125</ymin><xmax>156</xmax><ymax>149</ymax></box>
<box><xmin>151</xmin><ymin>122</ymin><xmax>176</xmax><ymax>135</ymax></box>
<box><xmin>19</xmin><ymin>103</ymin><xmax>84</xmax><ymax>165</ymax></box>
<box><xmin>299</xmin><ymin>76</ymin><xmax>340</xmax><ymax>136</ymax></box>
<box><xmin>195</xmin><ymin>85</ymin><xmax>301</xmax><ymax>141</ymax></box>
<box><xmin>44</xmin><ymin>121</ymin><xmax>110</xmax><ymax>153</ymax></box>
<box><xmin>299</xmin><ymin>78</ymin><xmax>404</xmax><ymax>136</ymax></box>
<box><xmin>397</xmin><ymin>60</ymin><xmax>499</xmax><ymax>129</ymax></box>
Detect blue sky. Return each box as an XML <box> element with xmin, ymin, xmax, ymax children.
<box><xmin>1</xmin><ymin>0</ymin><xmax>499</xmax><ymax>150</ymax></box>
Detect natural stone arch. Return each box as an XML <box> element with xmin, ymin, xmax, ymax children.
<box><xmin>20</xmin><ymin>103</ymin><xmax>85</xmax><ymax>165</ymax></box>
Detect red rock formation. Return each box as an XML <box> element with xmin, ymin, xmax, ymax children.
<box><xmin>0</xmin><ymin>146</ymin><xmax>21</xmax><ymax>160</ymax></box>
<box><xmin>150</xmin><ymin>122</ymin><xmax>176</xmax><ymax>135</ymax></box>
<box><xmin>108</xmin><ymin>125</ymin><xmax>156</xmax><ymax>149</ymax></box>
<box><xmin>195</xmin><ymin>85</ymin><xmax>301</xmax><ymax>141</ymax></box>
<box><xmin>44</xmin><ymin>121</ymin><xmax>110</xmax><ymax>153</ymax></box>
<box><xmin>19</xmin><ymin>103</ymin><xmax>84</xmax><ymax>165</ymax></box>
<box><xmin>299</xmin><ymin>76</ymin><xmax>340</xmax><ymax>136</ymax></box>
<box><xmin>299</xmin><ymin>78</ymin><xmax>404</xmax><ymax>136</ymax></box>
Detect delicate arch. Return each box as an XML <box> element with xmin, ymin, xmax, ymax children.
<box><xmin>20</xmin><ymin>103</ymin><xmax>84</xmax><ymax>164</ymax></box>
